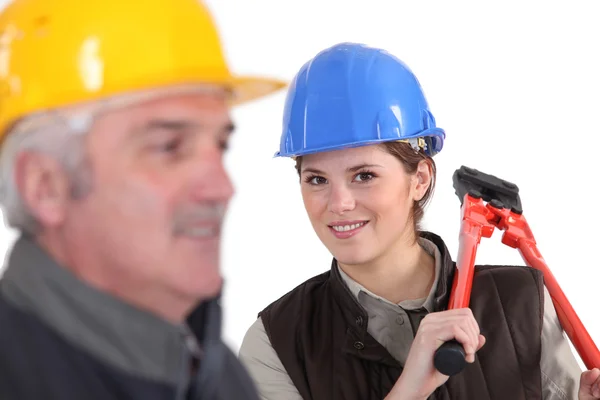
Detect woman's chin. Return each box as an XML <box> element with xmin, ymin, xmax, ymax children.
<box><xmin>331</xmin><ymin>249</ymin><xmax>375</xmax><ymax>267</ymax></box>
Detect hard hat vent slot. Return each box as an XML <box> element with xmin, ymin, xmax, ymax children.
<box><xmin>376</xmin><ymin>107</ymin><xmax>402</xmax><ymax>140</ymax></box>
<box><xmin>422</xmin><ymin>109</ymin><xmax>436</xmax><ymax>130</ymax></box>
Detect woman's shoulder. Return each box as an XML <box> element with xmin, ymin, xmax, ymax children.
<box><xmin>473</xmin><ymin>263</ymin><xmax>544</xmax><ymax>283</ymax></box>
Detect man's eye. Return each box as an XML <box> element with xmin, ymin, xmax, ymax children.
<box><xmin>219</xmin><ymin>139</ymin><xmax>229</xmax><ymax>151</ymax></box>
<box><xmin>157</xmin><ymin>138</ymin><xmax>181</xmax><ymax>153</ymax></box>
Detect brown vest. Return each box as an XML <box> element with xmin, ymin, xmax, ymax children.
<box><xmin>259</xmin><ymin>232</ymin><xmax>544</xmax><ymax>399</ymax></box>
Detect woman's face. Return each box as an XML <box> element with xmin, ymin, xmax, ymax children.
<box><xmin>299</xmin><ymin>144</ymin><xmax>431</xmax><ymax>267</ymax></box>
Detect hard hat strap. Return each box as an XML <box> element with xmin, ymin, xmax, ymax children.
<box><xmin>396</xmin><ymin>137</ymin><xmax>426</xmax><ymax>152</ymax></box>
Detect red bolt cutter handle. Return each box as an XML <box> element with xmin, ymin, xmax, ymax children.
<box><xmin>447</xmin><ymin>193</ymin><xmax>496</xmax><ymax>309</ymax></box>
<box><xmin>433</xmin><ymin>192</ymin><xmax>495</xmax><ymax>376</ymax></box>
<box><xmin>504</xmin><ymin>214</ymin><xmax>600</xmax><ymax>370</ymax></box>
<box><xmin>434</xmin><ymin>166</ymin><xmax>600</xmax><ymax>376</ymax></box>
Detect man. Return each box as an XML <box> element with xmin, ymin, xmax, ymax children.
<box><xmin>0</xmin><ymin>0</ymin><xmax>285</xmax><ymax>399</ymax></box>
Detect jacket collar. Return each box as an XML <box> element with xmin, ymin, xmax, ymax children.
<box><xmin>0</xmin><ymin>234</ymin><xmax>222</xmax><ymax>388</ymax></box>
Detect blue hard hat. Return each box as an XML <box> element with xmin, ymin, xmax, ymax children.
<box><xmin>276</xmin><ymin>42</ymin><xmax>445</xmax><ymax>158</ymax></box>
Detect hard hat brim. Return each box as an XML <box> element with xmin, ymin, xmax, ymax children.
<box><xmin>275</xmin><ymin>128</ymin><xmax>445</xmax><ymax>158</ymax></box>
<box><xmin>228</xmin><ymin>75</ymin><xmax>288</xmax><ymax>106</ymax></box>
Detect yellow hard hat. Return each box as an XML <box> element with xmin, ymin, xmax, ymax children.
<box><xmin>0</xmin><ymin>0</ymin><xmax>287</xmax><ymax>140</ymax></box>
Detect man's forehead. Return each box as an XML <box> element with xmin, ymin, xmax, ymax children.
<box><xmin>90</xmin><ymin>91</ymin><xmax>233</xmax><ymax>142</ymax></box>
<box><xmin>135</xmin><ymin>92</ymin><xmax>230</xmax><ymax>121</ymax></box>
<box><xmin>99</xmin><ymin>92</ymin><xmax>233</xmax><ymax>133</ymax></box>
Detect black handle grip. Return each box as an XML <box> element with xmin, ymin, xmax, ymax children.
<box><xmin>433</xmin><ymin>339</ymin><xmax>467</xmax><ymax>376</ymax></box>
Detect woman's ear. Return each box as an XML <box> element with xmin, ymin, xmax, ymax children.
<box><xmin>412</xmin><ymin>159</ymin><xmax>432</xmax><ymax>202</ymax></box>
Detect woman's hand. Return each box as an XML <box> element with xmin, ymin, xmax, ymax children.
<box><xmin>579</xmin><ymin>368</ymin><xmax>600</xmax><ymax>399</ymax></box>
<box><xmin>385</xmin><ymin>308</ymin><xmax>485</xmax><ymax>400</ymax></box>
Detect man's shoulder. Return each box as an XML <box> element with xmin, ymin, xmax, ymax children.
<box><xmin>215</xmin><ymin>343</ymin><xmax>260</xmax><ymax>400</ymax></box>
<box><xmin>0</xmin><ymin>290</ymin><xmax>88</xmax><ymax>358</ymax></box>
<box><xmin>0</xmin><ymin>292</ymin><xmax>177</xmax><ymax>400</ymax></box>
<box><xmin>0</xmin><ymin>290</ymin><xmax>48</xmax><ymax>346</ymax></box>
<box><xmin>0</xmin><ymin>293</ymin><xmax>85</xmax><ymax>398</ymax></box>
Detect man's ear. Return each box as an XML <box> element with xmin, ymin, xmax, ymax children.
<box><xmin>412</xmin><ymin>160</ymin><xmax>432</xmax><ymax>202</ymax></box>
<box><xmin>15</xmin><ymin>151</ymin><xmax>71</xmax><ymax>228</ymax></box>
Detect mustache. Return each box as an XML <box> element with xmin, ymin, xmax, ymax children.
<box><xmin>172</xmin><ymin>204</ymin><xmax>227</xmax><ymax>231</ymax></box>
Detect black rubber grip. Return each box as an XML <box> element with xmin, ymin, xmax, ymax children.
<box><xmin>433</xmin><ymin>339</ymin><xmax>467</xmax><ymax>376</ymax></box>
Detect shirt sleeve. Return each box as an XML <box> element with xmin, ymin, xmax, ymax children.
<box><xmin>540</xmin><ymin>285</ymin><xmax>582</xmax><ymax>399</ymax></box>
<box><xmin>238</xmin><ymin>317</ymin><xmax>304</xmax><ymax>400</ymax></box>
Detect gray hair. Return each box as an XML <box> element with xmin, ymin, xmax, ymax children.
<box><xmin>0</xmin><ymin>112</ymin><xmax>93</xmax><ymax>235</ymax></box>
<box><xmin>0</xmin><ymin>84</ymin><xmax>229</xmax><ymax>235</ymax></box>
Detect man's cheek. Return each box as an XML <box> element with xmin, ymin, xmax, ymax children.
<box><xmin>105</xmin><ymin>179</ymin><xmax>164</xmax><ymax>220</ymax></box>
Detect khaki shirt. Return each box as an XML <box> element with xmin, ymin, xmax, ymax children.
<box><xmin>240</xmin><ymin>238</ymin><xmax>582</xmax><ymax>399</ymax></box>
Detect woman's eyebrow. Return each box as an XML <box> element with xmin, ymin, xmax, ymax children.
<box><xmin>302</xmin><ymin>163</ymin><xmax>383</xmax><ymax>175</ymax></box>
<box><xmin>346</xmin><ymin>163</ymin><xmax>383</xmax><ymax>172</ymax></box>
<box><xmin>301</xmin><ymin>167</ymin><xmax>325</xmax><ymax>175</ymax></box>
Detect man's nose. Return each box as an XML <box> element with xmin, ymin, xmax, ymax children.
<box><xmin>190</xmin><ymin>147</ymin><xmax>234</xmax><ymax>203</ymax></box>
<box><xmin>327</xmin><ymin>184</ymin><xmax>355</xmax><ymax>215</ymax></box>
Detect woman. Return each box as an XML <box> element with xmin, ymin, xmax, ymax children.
<box><xmin>239</xmin><ymin>42</ymin><xmax>600</xmax><ymax>399</ymax></box>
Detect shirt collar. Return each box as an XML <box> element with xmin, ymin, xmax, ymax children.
<box><xmin>337</xmin><ymin>237</ymin><xmax>442</xmax><ymax>312</ymax></box>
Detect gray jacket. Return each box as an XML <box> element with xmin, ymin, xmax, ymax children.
<box><xmin>0</xmin><ymin>234</ymin><xmax>259</xmax><ymax>400</ymax></box>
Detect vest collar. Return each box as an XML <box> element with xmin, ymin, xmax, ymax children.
<box><xmin>337</xmin><ymin>237</ymin><xmax>443</xmax><ymax>312</ymax></box>
<box><xmin>329</xmin><ymin>231</ymin><xmax>455</xmax><ymax>340</ymax></box>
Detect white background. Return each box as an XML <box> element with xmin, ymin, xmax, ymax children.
<box><xmin>1</xmin><ymin>0</ymin><xmax>599</xmax><ymax>369</ymax></box>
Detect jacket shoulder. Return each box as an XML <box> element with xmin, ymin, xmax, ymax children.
<box><xmin>470</xmin><ymin>264</ymin><xmax>545</xmax><ymax>322</ymax></box>
<box><xmin>473</xmin><ymin>264</ymin><xmax>544</xmax><ymax>285</ymax></box>
<box><xmin>472</xmin><ymin>264</ymin><xmax>545</xmax><ymax>301</ymax></box>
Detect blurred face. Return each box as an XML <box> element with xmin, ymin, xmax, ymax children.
<box><xmin>299</xmin><ymin>145</ymin><xmax>430</xmax><ymax>266</ymax></box>
<box><xmin>21</xmin><ymin>91</ymin><xmax>235</xmax><ymax>314</ymax></box>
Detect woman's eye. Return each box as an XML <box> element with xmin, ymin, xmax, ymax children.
<box><xmin>306</xmin><ymin>176</ymin><xmax>327</xmax><ymax>185</ymax></box>
<box><xmin>354</xmin><ymin>172</ymin><xmax>374</xmax><ymax>182</ymax></box>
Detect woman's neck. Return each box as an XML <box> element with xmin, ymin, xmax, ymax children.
<box><xmin>338</xmin><ymin>236</ymin><xmax>436</xmax><ymax>305</ymax></box>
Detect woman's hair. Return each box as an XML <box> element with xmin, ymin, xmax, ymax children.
<box><xmin>294</xmin><ymin>141</ymin><xmax>437</xmax><ymax>237</ymax></box>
